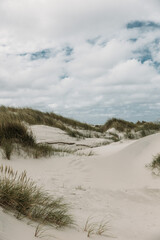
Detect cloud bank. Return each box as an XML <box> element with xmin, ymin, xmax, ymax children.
<box><xmin>0</xmin><ymin>0</ymin><xmax>160</xmax><ymax>123</ymax></box>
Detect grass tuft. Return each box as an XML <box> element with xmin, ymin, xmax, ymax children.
<box><xmin>0</xmin><ymin>120</ymin><xmax>35</xmax><ymax>147</ymax></box>
<box><xmin>84</xmin><ymin>216</ymin><xmax>110</xmax><ymax>237</ymax></box>
<box><xmin>148</xmin><ymin>153</ymin><xmax>160</xmax><ymax>174</ymax></box>
<box><xmin>1</xmin><ymin>139</ymin><xmax>14</xmax><ymax>160</ymax></box>
<box><xmin>0</xmin><ymin>165</ymin><xmax>73</xmax><ymax>227</ymax></box>
<box><xmin>0</xmin><ymin>120</ymin><xmax>62</xmax><ymax>159</ymax></box>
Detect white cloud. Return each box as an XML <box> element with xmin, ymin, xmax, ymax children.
<box><xmin>0</xmin><ymin>0</ymin><xmax>160</xmax><ymax>123</ymax></box>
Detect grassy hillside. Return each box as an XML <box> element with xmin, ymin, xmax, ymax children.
<box><xmin>103</xmin><ymin>117</ymin><xmax>160</xmax><ymax>131</ymax></box>
<box><xmin>0</xmin><ymin>106</ymin><xmax>160</xmax><ymax>140</ymax></box>
<box><xmin>0</xmin><ymin>106</ymin><xmax>101</xmax><ymax>138</ymax></box>
<box><xmin>102</xmin><ymin>118</ymin><xmax>160</xmax><ymax>138</ymax></box>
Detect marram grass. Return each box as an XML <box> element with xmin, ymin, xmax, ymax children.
<box><xmin>0</xmin><ymin>106</ymin><xmax>100</xmax><ymax>137</ymax></box>
<box><xmin>149</xmin><ymin>153</ymin><xmax>160</xmax><ymax>171</ymax></box>
<box><xmin>0</xmin><ymin>165</ymin><xmax>73</xmax><ymax>227</ymax></box>
<box><xmin>0</xmin><ymin>120</ymin><xmax>64</xmax><ymax>159</ymax></box>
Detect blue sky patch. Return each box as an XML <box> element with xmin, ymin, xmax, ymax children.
<box><xmin>19</xmin><ymin>49</ymin><xmax>54</xmax><ymax>60</ymax></box>
<box><xmin>133</xmin><ymin>48</ymin><xmax>152</xmax><ymax>64</ymax></box>
<box><xmin>63</xmin><ymin>46</ymin><xmax>73</xmax><ymax>56</ymax></box>
<box><xmin>127</xmin><ymin>20</ymin><xmax>160</xmax><ymax>29</ymax></box>
<box><xmin>138</xmin><ymin>48</ymin><xmax>152</xmax><ymax>63</ymax></box>
<box><xmin>30</xmin><ymin>49</ymin><xmax>51</xmax><ymax>60</ymax></box>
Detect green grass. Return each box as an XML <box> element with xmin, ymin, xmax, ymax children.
<box><xmin>0</xmin><ymin>165</ymin><xmax>73</xmax><ymax>227</ymax></box>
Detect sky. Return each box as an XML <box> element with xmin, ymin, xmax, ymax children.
<box><xmin>0</xmin><ymin>0</ymin><xmax>160</xmax><ymax>124</ymax></box>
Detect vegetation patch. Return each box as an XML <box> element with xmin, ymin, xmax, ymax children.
<box><xmin>0</xmin><ymin>106</ymin><xmax>101</xmax><ymax>137</ymax></box>
<box><xmin>102</xmin><ymin>118</ymin><xmax>160</xmax><ymax>139</ymax></box>
<box><xmin>84</xmin><ymin>216</ymin><xmax>111</xmax><ymax>237</ymax></box>
<box><xmin>0</xmin><ymin>165</ymin><xmax>73</xmax><ymax>227</ymax></box>
<box><xmin>148</xmin><ymin>153</ymin><xmax>160</xmax><ymax>175</ymax></box>
<box><xmin>0</xmin><ymin>119</ymin><xmax>91</xmax><ymax>159</ymax></box>
<box><xmin>0</xmin><ymin>106</ymin><xmax>160</xmax><ymax>141</ymax></box>
<box><xmin>108</xmin><ymin>132</ymin><xmax>121</xmax><ymax>142</ymax></box>
<box><xmin>102</xmin><ymin>118</ymin><xmax>135</xmax><ymax>132</ymax></box>
<box><xmin>0</xmin><ymin>120</ymin><xmax>61</xmax><ymax>159</ymax></box>
<box><xmin>0</xmin><ymin>120</ymin><xmax>35</xmax><ymax>147</ymax></box>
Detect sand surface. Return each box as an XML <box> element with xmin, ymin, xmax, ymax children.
<box><xmin>0</xmin><ymin>126</ymin><xmax>160</xmax><ymax>240</ymax></box>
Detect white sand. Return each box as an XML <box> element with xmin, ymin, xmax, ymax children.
<box><xmin>0</xmin><ymin>126</ymin><xmax>160</xmax><ymax>240</ymax></box>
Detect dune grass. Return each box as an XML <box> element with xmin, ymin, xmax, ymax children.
<box><xmin>0</xmin><ymin>165</ymin><xmax>73</xmax><ymax>227</ymax></box>
<box><xmin>0</xmin><ymin>106</ymin><xmax>160</xmax><ymax>141</ymax></box>
<box><xmin>0</xmin><ymin>106</ymin><xmax>100</xmax><ymax>138</ymax></box>
<box><xmin>0</xmin><ymin>118</ymin><xmax>93</xmax><ymax>159</ymax></box>
<box><xmin>149</xmin><ymin>153</ymin><xmax>160</xmax><ymax>171</ymax></box>
<box><xmin>102</xmin><ymin>118</ymin><xmax>135</xmax><ymax>132</ymax></box>
<box><xmin>84</xmin><ymin>216</ymin><xmax>110</xmax><ymax>237</ymax></box>
<box><xmin>102</xmin><ymin>118</ymin><xmax>160</xmax><ymax>139</ymax></box>
<box><xmin>0</xmin><ymin>120</ymin><xmax>59</xmax><ymax>159</ymax></box>
<box><xmin>0</xmin><ymin>120</ymin><xmax>35</xmax><ymax>146</ymax></box>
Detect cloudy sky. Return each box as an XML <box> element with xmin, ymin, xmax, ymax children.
<box><xmin>1</xmin><ymin>0</ymin><xmax>160</xmax><ymax>124</ymax></box>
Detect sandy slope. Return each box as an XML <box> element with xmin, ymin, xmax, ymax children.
<box><xmin>90</xmin><ymin>133</ymin><xmax>160</xmax><ymax>189</ymax></box>
<box><xmin>0</xmin><ymin>126</ymin><xmax>160</xmax><ymax>240</ymax></box>
<box><xmin>31</xmin><ymin>125</ymin><xmax>107</xmax><ymax>147</ymax></box>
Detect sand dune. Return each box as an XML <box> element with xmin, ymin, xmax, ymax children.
<box><xmin>0</xmin><ymin>126</ymin><xmax>160</xmax><ymax>240</ymax></box>
<box><xmin>89</xmin><ymin>133</ymin><xmax>160</xmax><ymax>189</ymax></box>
